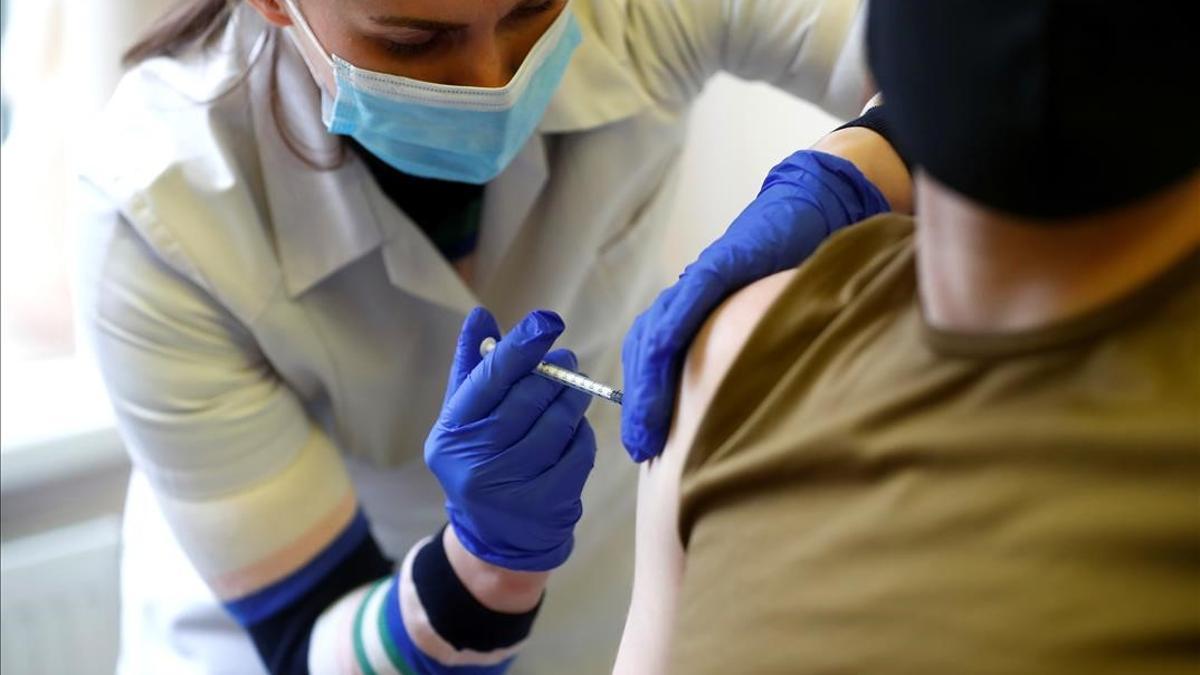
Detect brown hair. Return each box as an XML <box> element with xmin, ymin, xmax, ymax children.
<box><xmin>122</xmin><ymin>0</ymin><xmax>346</xmax><ymax>170</ymax></box>
<box><xmin>122</xmin><ymin>0</ymin><xmax>236</xmax><ymax>67</ymax></box>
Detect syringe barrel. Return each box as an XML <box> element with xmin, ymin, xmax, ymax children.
<box><xmin>479</xmin><ymin>337</ymin><xmax>624</xmax><ymax>406</ymax></box>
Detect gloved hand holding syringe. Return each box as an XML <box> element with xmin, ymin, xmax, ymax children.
<box><xmin>480</xmin><ymin>337</ymin><xmax>623</xmax><ymax>406</ymax></box>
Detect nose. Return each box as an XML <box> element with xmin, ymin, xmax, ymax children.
<box><xmin>462</xmin><ymin>59</ymin><xmax>513</xmax><ymax>89</ymax></box>
<box><xmin>447</xmin><ymin>36</ymin><xmax>525</xmax><ymax>89</ymax></box>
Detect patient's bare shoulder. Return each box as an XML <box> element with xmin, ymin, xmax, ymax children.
<box><xmin>613</xmin><ymin>268</ymin><xmax>798</xmax><ymax>675</ymax></box>
<box><xmin>652</xmin><ymin>265</ymin><xmax>800</xmax><ymax>504</ymax></box>
<box><xmin>679</xmin><ymin>268</ymin><xmax>800</xmax><ymax>425</ymax></box>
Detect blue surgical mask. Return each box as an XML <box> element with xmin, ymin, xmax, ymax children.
<box><xmin>283</xmin><ymin>1</ymin><xmax>581</xmax><ymax>184</ymax></box>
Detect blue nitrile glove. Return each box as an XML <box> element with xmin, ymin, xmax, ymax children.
<box><xmin>621</xmin><ymin>150</ymin><xmax>891</xmax><ymax>462</ymax></box>
<box><xmin>426</xmin><ymin>307</ymin><xmax>597</xmax><ymax>572</ymax></box>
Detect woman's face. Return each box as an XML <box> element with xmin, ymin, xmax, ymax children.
<box><xmin>262</xmin><ymin>0</ymin><xmax>567</xmax><ymax>88</ymax></box>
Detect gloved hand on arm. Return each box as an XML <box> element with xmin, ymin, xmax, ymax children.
<box><xmin>426</xmin><ymin>307</ymin><xmax>596</xmax><ymax>572</ymax></box>
<box><xmin>620</xmin><ymin>150</ymin><xmax>892</xmax><ymax>462</ymax></box>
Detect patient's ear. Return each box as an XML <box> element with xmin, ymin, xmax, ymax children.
<box><xmin>246</xmin><ymin>0</ymin><xmax>293</xmax><ymax>27</ymax></box>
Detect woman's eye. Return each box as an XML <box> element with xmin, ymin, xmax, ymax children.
<box><xmin>377</xmin><ymin>0</ymin><xmax>557</xmax><ymax>57</ymax></box>
<box><xmin>381</xmin><ymin>34</ymin><xmax>441</xmax><ymax>57</ymax></box>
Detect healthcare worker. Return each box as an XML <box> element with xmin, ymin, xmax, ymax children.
<box><xmin>76</xmin><ymin>0</ymin><xmax>904</xmax><ymax>673</ymax></box>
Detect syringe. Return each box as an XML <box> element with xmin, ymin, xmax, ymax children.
<box><xmin>479</xmin><ymin>337</ymin><xmax>624</xmax><ymax>406</ymax></box>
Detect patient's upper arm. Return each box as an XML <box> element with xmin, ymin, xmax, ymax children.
<box><xmin>613</xmin><ymin>269</ymin><xmax>798</xmax><ymax>674</ymax></box>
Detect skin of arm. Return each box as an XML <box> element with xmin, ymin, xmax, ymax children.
<box><xmin>814</xmin><ymin>125</ymin><xmax>914</xmax><ymax>215</ymax></box>
<box><xmin>613</xmin><ymin>269</ymin><xmax>799</xmax><ymax>674</ymax></box>
<box><xmin>444</xmin><ymin>524</ymin><xmax>550</xmax><ymax>613</ymax></box>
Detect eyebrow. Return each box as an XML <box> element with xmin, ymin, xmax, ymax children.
<box><xmin>368</xmin><ymin>0</ymin><xmax>549</xmax><ymax>32</ymax></box>
<box><xmin>367</xmin><ymin>16</ymin><xmax>468</xmax><ymax>31</ymax></box>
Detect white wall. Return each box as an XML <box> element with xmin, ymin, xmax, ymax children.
<box><xmin>663</xmin><ymin>74</ymin><xmax>840</xmax><ymax>275</ymax></box>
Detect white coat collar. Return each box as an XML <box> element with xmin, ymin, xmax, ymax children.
<box><xmin>250</xmin><ymin>2</ymin><xmax>648</xmax><ymax>304</ymax></box>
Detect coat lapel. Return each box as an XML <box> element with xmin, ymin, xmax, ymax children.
<box><xmin>253</xmin><ymin>26</ymin><xmax>384</xmax><ymax>299</ymax></box>
<box><xmin>474</xmin><ymin>135</ymin><xmax>550</xmax><ymax>287</ymax></box>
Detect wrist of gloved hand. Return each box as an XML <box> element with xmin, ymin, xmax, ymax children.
<box><xmin>440</xmin><ymin>523</ymin><xmax>549</xmax><ymax>613</ymax></box>
<box><xmin>427</xmin><ymin>307</ymin><xmax>597</xmax><ymax>572</ymax></box>
<box><xmin>620</xmin><ymin>150</ymin><xmax>890</xmax><ymax>463</ymax></box>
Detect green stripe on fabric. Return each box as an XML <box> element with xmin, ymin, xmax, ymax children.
<box><xmin>353</xmin><ymin>580</ymin><xmax>388</xmax><ymax>675</ymax></box>
<box><xmin>376</xmin><ymin>582</ymin><xmax>418</xmax><ymax>675</ymax></box>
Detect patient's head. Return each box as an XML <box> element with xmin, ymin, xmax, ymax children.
<box><xmin>867</xmin><ymin>1</ymin><xmax>1199</xmax><ymax>220</ymax></box>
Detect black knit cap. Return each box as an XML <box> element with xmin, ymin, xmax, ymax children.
<box><xmin>867</xmin><ymin>1</ymin><xmax>1200</xmax><ymax>219</ymax></box>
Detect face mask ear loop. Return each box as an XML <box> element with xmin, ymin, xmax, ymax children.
<box><xmin>279</xmin><ymin>0</ymin><xmax>338</xmax><ymax>95</ymax></box>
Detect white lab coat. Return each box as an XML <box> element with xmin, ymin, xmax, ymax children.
<box><xmin>77</xmin><ymin>1</ymin><xmax>868</xmax><ymax>673</ymax></box>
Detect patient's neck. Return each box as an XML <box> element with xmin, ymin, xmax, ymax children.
<box><xmin>916</xmin><ymin>172</ymin><xmax>1200</xmax><ymax>334</ymax></box>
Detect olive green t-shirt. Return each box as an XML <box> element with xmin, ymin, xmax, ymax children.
<box><xmin>673</xmin><ymin>214</ymin><xmax>1200</xmax><ymax>674</ymax></box>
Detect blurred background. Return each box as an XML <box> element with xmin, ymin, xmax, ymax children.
<box><xmin>0</xmin><ymin>1</ymin><xmax>838</xmax><ymax>672</ymax></box>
